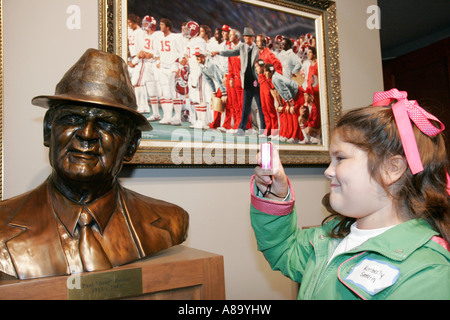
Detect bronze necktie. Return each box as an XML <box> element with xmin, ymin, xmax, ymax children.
<box><xmin>78</xmin><ymin>209</ymin><xmax>112</xmax><ymax>272</ymax></box>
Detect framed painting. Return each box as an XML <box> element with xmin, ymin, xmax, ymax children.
<box><xmin>99</xmin><ymin>0</ymin><xmax>342</xmax><ymax>166</ymax></box>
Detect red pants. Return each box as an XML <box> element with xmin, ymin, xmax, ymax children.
<box><xmin>260</xmin><ymin>84</ymin><xmax>278</xmax><ymax>135</ymax></box>
<box><xmin>278</xmin><ymin>109</ymin><xmax>289</xmax><ymax>138</ymax></box>
<box><xmin>222</xmin><ymin>76</ymin><xmax>239</xmax><ymax>129</ymax></box>
<box><xmin>229</xmin><ymin>79</ymin><xmax>251</xmax><ymax>130</ymax></box>
<box><xmin>279</xmin><ymin>91</ymin><xmax>306</xmax><ymax>141</ymax></box>
<box><xmin>209</xmin><ymin>88</ymin><xmax>232</xmax><ymax>129</ymax></box>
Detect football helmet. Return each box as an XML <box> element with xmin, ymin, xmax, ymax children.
<box><xmin>185</xmin><ymin>21</ymin><xmax>200</xmax><ymax>38</ymax></box>
<box><xmin>142</xmin><ymin>15</ymin><xmax>157</xmax><ymax>31</ymax></box>
<box><xmin>175</xmin><ymin>64</ymin><xmax>190</xmax><ymax>95</ymax></box>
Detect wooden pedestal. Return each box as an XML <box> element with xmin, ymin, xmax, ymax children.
<box><xmin>0</xmin><ymin>246</ymin><xmax>225</xmax><ymax>300</ymax></box>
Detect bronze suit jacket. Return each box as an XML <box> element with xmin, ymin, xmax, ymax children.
<box><xmin>0</xmin><ymin>178</ymin><xmax>189</xmax><ymax>279</ymax></box>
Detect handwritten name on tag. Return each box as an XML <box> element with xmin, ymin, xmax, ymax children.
<box><xmin>345</xmin><ymin>258</ymin><xmax>400</xmax><ymax>295</ymax></box>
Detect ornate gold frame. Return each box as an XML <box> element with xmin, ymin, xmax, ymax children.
<box><xmin>99</xmin><ymin>0</ymin><xmax>123</xmax><ymax>56</ymax></box>
<box><xmin>102</xmin><ymin>0</ymin><xmax>341</xmax><ymax>167</ymax></box>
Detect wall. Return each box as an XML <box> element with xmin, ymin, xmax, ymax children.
<box><xmin>2</xmin><ymin>0</ymin><xmax>383</xmax><ymax>299</ymax></box>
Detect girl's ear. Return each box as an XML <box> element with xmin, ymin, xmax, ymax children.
<box><xmin>382</xmin><ymin>155</ymin><xmax>408</xmax><ymax>186</ymax></box>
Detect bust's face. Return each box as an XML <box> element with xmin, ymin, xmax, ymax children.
<box><xmin>46</xmin><ymin>104</ymin><xmax>136</xmax><ymax>183</ymax></box>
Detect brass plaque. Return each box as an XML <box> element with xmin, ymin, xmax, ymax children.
<box><xmin>67</xmin><ymin>268</ymin><xmax>142</xmax><ymax>300</ymax></box>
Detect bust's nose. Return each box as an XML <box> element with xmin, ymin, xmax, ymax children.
<box><xmin>76</xmin><ymin>120</ymin><xmax>99</xmax><ymax>141</ymax></box>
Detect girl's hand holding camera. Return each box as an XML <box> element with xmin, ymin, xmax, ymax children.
<box><xmin>255</xmin><ymin>143</ymin><xmax>289</xmax><ymax>200</ymax></box>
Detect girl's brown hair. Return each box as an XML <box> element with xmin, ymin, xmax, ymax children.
<box><xmin>322</xmin><ymin>105</ymin><xmax>450</xmax><ymax>243</ymax></box>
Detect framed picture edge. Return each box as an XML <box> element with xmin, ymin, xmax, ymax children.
<box><xmin>98</xmin><ymin>0</ymin><xmax>342</xmax><ymax>167</ymax></box>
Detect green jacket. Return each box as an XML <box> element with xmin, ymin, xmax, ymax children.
<box><xmin>250</xmin><ymin>180</ymin><xmax>450</xmax><ymax>300</ymax></box>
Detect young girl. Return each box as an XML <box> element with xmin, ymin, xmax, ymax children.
<box><xmin>251</xmin><ymin>89</ymin><xmax>450</xmax><ymax>299</ymax></box>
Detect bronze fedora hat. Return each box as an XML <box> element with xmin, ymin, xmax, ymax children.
<box><xmin>32</xmin><ymin>48</ymin><xmax>152</xmax><ymax>131</ymax></box>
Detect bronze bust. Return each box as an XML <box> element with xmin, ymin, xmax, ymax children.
<box><xmin>0</xmin><ymin>49</ymin><xmax>189</xmax><ymax>280</ymax></box>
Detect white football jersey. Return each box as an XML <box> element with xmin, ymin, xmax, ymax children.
<box><xmin>185</xmin><ymin>36</ymin><xmax>207</xmax><ymax>68</ymax></box>
<box><xmin>142</xmin><ymin>30</ymin><xmax>164</xmax><ymax>62</ymax></box>
<box><xmin>128</xmin><ymin>27</ymin><xmax>145</xmax><ymax>57</ymax></box>
<box><xmin>157</xmin><ymin>32</ymin><xmax>183</xmax><ymax>66</ymax></box>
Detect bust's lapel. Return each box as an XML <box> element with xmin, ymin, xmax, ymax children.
<box><xmin>4</xmin><ymin>181</ymin><xmax>69</xmax><ymax>279</ymax></box>
<box><xmin>119</xmin><ymin>186</ymin><xmax>175</xmax><ymax>257</ymax></box>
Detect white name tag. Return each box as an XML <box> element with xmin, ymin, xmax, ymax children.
<box><xmin>345</xmin><ymin>258</ymin><xmax>400</xmax><ymax>295</ymax></box>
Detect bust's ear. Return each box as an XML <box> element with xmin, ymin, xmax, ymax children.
<box><xmin>43</xmin><ymin>110</ymin><xmax>52</xmax><ymax>147</ymax></box>
<box><xmin>123</xmin><ymin>130</ymin><xmax>141</xmax><ymax>162</ymax></box>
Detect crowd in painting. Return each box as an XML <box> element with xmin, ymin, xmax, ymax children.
<box><xmin>127</xmin><ymin>13</ymin><xmax>321</xmax><ymax>144</ymax></box>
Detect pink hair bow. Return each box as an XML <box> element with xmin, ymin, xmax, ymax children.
<box><xmin>373</xmin><ymin>88</ymin><xmax>449</xmax><ymax>195</ymax></box>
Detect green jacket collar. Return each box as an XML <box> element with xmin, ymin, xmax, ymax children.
<box><xmin>347</xmin><ymin>219</ymin><xmax>440</xmax><ymax>261</ymax></box>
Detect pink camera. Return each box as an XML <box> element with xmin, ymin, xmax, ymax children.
<box><xmin>260</xmin><ymin>143</ymin><xmax>273</xmax><ymax>175</ymax></box>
